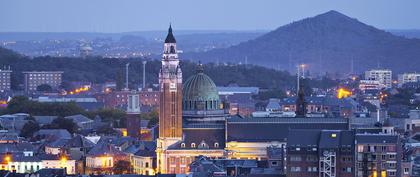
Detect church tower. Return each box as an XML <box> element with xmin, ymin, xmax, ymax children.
<box><xmin>157</xmin><ymin>25</ymin><xmax>183</xmax><ymax>173</ymax></box>
<box><xmin>158</xmin><ymin>24</ymin><xmax>183</xmax><ymax>139</ymax></box>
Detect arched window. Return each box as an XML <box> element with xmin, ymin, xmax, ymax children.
<box><xmin>214</xmin><ymin>142</ymin><xmax>219</xmax><ymax>148</ymax></box>
<box><xmin>181</xmin><ymin>143</ymin><xmax>186</xmax><ymax>148</ymax></box>
<box><xmin>191</xmin><ymin>143</ymin><xmax>196</xmax><ymax>148</ymax></box>
<box><xmin>199</xmin><ymin>142</ymin><xmax>208</xmax><ymax>149</ymax></box>
<box><xmin>170</xmin><ymin>46</ymin><xmax>175</xmax><ymax>53</ymax></box>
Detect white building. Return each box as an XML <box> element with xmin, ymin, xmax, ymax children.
<box><xmin>132</xmin><ymin>155</ymin><xmax>155</xmax><ymax>175</ymax></box>
<box><xmin>23</xmin><ymin>71</ymin><xmax>63</xmax><ymax>93</ymax></box>
<box><xmin>0</xmin><ymin>69</ymin><xmax>12</xmax><ymax>92</ymax></box>
<box><xmin>359</xmin><ymin>80</ymin><xmax>386</xmax><ymax>91</ymax></box>
<box><xmin>365</xmin><ymin>69</ymin><xmax>392</xmax><ymax>89</ymax></box>
<box><xmin>398</xmin><ymin>72</ymin><xmax>420</xmax><ymax>87</ymax></box>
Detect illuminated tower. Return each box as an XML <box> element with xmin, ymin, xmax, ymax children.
<box><xmin>157</xmin><ymin>25</ymin><xmax>183</xmax><ymax>173</ymax></box>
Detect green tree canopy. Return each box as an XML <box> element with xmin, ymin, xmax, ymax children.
<box><xmin>20</xmin><ymin>121</ymin><xmax>40</xmax><ymax>138</ymax></box>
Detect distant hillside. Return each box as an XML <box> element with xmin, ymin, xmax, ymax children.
<box><xmin>388</xmin><ymin>29</ymin><xmax>420</xmax><ymax>39</ymax></box>
<box><xmin>184</xmin><ymin>10</ymin><xmax>420</xmax><ymax>74</ymax></box>
<box><xmin>0</xmin><ymin>47</ymin><xmax>22</xmax><ymax>61</ymax></box>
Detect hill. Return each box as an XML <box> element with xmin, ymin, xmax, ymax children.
<box><xmin>184</xmin><ymin>10</ymin><xmax>420</xmax><ymax>75</ymax></box>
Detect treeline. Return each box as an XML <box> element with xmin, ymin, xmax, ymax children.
<box><xmin>1</xmin><ymin>96</ymin><xmax>159</xmax><ymax>129</ymax></box>
<box><xmin>0</xmin><ymin>50</ymin><xmax>336</xmax><ymax>89</ymax></box>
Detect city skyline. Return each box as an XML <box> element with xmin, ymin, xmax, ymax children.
<box><xmin>1</xmin><ymin>0</ymin><xmax>420</xmax><ymax>33</ymax></box>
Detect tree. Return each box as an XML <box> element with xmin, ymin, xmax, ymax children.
<box><xmin>96</xmin><ymin>125</ymin><xmax>117</xmax><ymax>135</ymax></box>
<box><xmin>113</xmin><ymin>160</ymin><xmax>132</xmax><ymax>174</ymax></box>
<box><xmin>45</xmin><ymin>117</ymin><xmax>78</xmax><ymax>134</ymax></box>
<box><xmin>36</xmin><ymin>84</ymin><xmax>53</xmax><ymax>92</ymax></box>
<box><xmin>116</xmin><ymin>68</ymin><xmax>124</xmax><ymax>91</ymax></box>
<box><xmin>20</xmin><ymin>121</ymin><xmax>40</xmax><ymax>138</ymax></box>
<box><xmin>141</xmin><ymin>110</ymin><xmax>158</xmax><ymax>128</ymax></box>
<box><xmin>85</xmin><ymin>108</ymin><xmax>126</xmax><ymax>128</ymax></box>
<box><xmin>2</xmin><ymin>96</ymin><xmax>86</xmax><ymax>117</ymax></box>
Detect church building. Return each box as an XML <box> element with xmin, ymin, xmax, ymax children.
<box><xmin>155</xmin><ymin>25</ymin><xmax>350</xmax><ymax>174</ymax></box>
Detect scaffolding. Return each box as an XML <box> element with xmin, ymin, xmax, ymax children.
<box><xmin>319</xmin><ymin>150</ymin><xmax>336</xmax><ymax>177</ymax></box>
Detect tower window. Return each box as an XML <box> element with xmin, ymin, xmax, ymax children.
<box><xmin>191</xmin><ymin>143</ymin><xmax>196</xmax><ymax>148</ymax></box>
<box><xmin>214</xmin><ymin>142</ymin><xmax>219</xmax><ymax>148</ymax></box>
<box><xmin>181</xmin><ymin>143</ymin><xmax>185</xmax><ymax>148</ymax></box>
<box><xmin>170</xmin><ymin>46</ymin><xmax>175</xmax><ymax>53</ymax></box>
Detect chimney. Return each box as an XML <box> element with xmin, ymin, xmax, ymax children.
<box><xmin>142</xmin><ymin>61</ymin><xmax>147</xmax><ymax>89</ymax></box>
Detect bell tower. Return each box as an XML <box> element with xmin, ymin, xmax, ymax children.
<box><xmin>157</xmin><ymin>25</ymin><xmax>183</xmax><ymax>174</ymax></box>
<box><xmin>159</xmin><ymin>24</ymin><xmax>183</xmax><ymax>139</ymax></box>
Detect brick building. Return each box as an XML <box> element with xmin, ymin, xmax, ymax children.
<box><xmin>286</xmin><ymin>129</ymin><xmax>354</xmax><ymax>177</ymax></box>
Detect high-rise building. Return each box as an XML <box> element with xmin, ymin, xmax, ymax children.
<box><xmin>398</xmin><ymin>72</ymin><xmax>420</xmax><ymax>88</ymax></box>
<box><xmin>0</xmin><ymin>69</ymin><xmax>12</xmax><ymax>92</ymax></box>
<box><xmin>156</xmin><ymin>25</ymin><xmax>183</xmax><ymax>173</ymax></box>
<box><xmin>23</xmin><ymin>71</ymin><xmax>63</xmax><ymax>93</ymax></box>
<box><xmin>365</xmin><ymin>69</ymin><xmax>392</xmax><ymax>89</ymax></box>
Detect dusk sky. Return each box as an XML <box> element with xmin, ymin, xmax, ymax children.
<box><xmin>1</xmin><ymin>0</ymin><xmax>419</xmax><ymax>33</ymax></box>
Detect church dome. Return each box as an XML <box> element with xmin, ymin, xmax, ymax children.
<box><xmin>183</xmin><ymin>64</ymin><xmax>220</xmax><ymax>111</ymax></box>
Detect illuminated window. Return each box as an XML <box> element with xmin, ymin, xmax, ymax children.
<box><xmin>181</xmin><ymin>143</ymin><xmax>185</xmax><ymax>148</ymax></box>
<box><xmin>214</xmin><ymin>142</ymin><xmax>219</xmax><ymax>148</ymax></box>
<box><xmin>191</xmin><ymin>143</ymin><xmax>196</xmax><ymax>148</ymax></box>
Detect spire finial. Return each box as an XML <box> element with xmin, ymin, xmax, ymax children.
<box><xmin>196</xmin><ymin>61</ymin><xmax>204</xmax><ymax>73</ymax></box>
<box><xmin>165</xmin><ymin>23</ymin><xmax>176</xmax><ymax>43</ymax></box>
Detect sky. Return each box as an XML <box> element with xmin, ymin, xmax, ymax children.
<box><xmin>1</xmin><ymin>0</ymin><xmax>419</xmax><ymax>33</ymax></box>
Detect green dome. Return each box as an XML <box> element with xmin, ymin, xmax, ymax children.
<box><xmin>183</xmin><ymin>64</ymin><xmax>220</xmax><ymax>111</ymax></box>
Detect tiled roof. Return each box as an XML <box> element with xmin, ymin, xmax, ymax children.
<box><xmin>169</xmin><ymin>128</ymin><xmax>225</xmax><ymax>150</ymax></box>
<box><xmin>355</xmin><ymin>134</ymin><xmax>399</xmax><ymax>144</ymax></box>
<box><xmin>35</xmin><ymin>129</ymin><xmax>71</xmax><ymax>140</ymax></box>
<box><xmin>287</xmin><ymin>129</ymin><xmax>320</xmax><ymax>147</ymax></box>
<box><xmin>64</xmin><ymin>114</ymin><xmax>93</xmax><ymax>123</ymax></box>
<box><xmin>227</xmin><ymin>117</ymin><xmax>349</xmax><ymax>142</ymax></box>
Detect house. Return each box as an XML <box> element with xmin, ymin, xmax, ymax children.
<box><xmin>39</xmin><ymin>154</ymin><xmax>76</xmax><ymax>175</ymax></box>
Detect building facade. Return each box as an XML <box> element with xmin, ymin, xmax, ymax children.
<box><xmin>23</xmin><ymin>71</ymin><xmax>63</xmax><ymax>93</ymax></box>
<box><xmin>126</xmin><ymin>91</ymin><xmax>141</xmax><ymax>139</ymax></box>
<box><xmin>355</xmin><ymin>134</ymin><xmax>401</xmax><ymax>177</ymax></box>
<box><xmin>0</xmin><ymin>69</ymin><xmax>12</xmax><ymax>92</ymax></box>
<box><xmin>365</xmin><ymin>69</ymin><xmax>392</xmax><ymax>89</ymax></box>
<box><xmin>398</xmin><ymin>72</ymin><xmax>420</xmax><ymax>88</ymax></box>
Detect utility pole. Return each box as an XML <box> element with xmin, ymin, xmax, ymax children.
<box><xmin>125</xmin><ymin>63</ymin><xmax>130</xmax><ymax>90</ymax></box>
<box><xmin>142</xmin><ymin>61</ymin><xmax>147</xmax><ymax>89</ymax></box>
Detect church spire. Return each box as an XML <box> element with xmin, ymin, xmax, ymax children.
<box><xmin>165</xmin><ymin>24</ymin><xmax>176</xmax><ymax>43</ymax></box>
